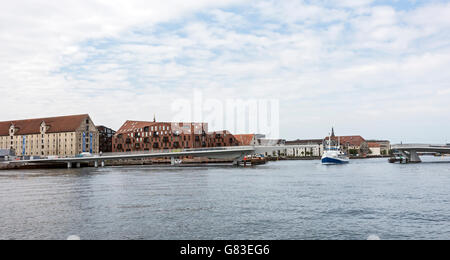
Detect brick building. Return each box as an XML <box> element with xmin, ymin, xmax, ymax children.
<box><xmin>325</xmin><ymin>135</ymin><xmax>369</xmax><ymax>155</ymax></box>
<box><xmin>234</xmin><ymin>134</ymin><xmax>258</xmax><ymax>146</ymax></box>
<box><xmin>97</xmin><ymin>126</ymin><xmax>116</xmax><ymax>153</ymax></box>
<box><xmin>0</xmin><ymin>114</ymin><xmax>99</xmax><ymax>157</ymax></box>
<box><xmin>112</xmin><ymin>121</ymin><xmax>239</xmax><ymax>152</ymax></box>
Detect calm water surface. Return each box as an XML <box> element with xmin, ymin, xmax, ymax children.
<box><xmin>1</xmin><ymin>158</ymin><xmax>450</xmax><ymax>240</ymax></box>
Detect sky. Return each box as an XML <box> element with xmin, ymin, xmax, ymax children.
<box><xmin>1</xmin><ymin>0</ymin><xmax>450</xmax><ymax>143</ymax></box>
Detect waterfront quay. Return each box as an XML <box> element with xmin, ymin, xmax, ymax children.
<box><xmin>2</xmin><ymin>114</ymin><xmax>449</xmax><ymax>168</ymax></box>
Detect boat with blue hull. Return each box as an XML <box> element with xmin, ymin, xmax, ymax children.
<box><xmin>321</xmin><ymin>150</ymin><xmax>350</xmax><ymax>165</ymax></box>
<box><xmin>322</xmin><ymin>128</ymin><xmax>350</xmax><ymax>165</ymax></box>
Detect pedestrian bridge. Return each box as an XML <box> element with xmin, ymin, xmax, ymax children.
<box><xmin>9</xmin><ymin>146</ymin><xmax>289</xmax><ymax>168</ymax></box>
<box><xmin>391</xmin><ymin>144</ymin><xmax>450</xmax><ymax>163</ymax></box>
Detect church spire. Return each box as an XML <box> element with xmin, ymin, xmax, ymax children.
<box><xmin>331</xmin><ymin>127</ymin><xmax>335</xmax><ymax>138</ymax></box>
<box><xmin>153</xmin><ymin>114</ymin><xmax>156</xmax><ymax>123</ymax></box>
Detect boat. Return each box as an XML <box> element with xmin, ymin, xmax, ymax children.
<box><xmin>322</xmin><ymin>131</ymin><xmax>349</xmax><ymax>165</ymax></box>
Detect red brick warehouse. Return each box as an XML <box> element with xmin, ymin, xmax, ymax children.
<box><xmin>112</xmin><ymin>120</ymin><xmax>240</xmax><ymax>153</ymax></box>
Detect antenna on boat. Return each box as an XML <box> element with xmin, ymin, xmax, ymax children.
<box><xmin>328</xmin><ymin>131</ymin><xmax>331</xmax><ymax>150</ymax></box>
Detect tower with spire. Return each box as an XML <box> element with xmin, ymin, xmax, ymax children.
<box><xmin>331</xmin><ymin>127</ymin><xmax>335</xmax><ymax>138</ymax></box>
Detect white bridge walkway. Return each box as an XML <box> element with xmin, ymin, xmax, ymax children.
<box><xmin>9</xmin><ymin>146</ymin><xmax>289</xmax><ymax>168</ymax></box>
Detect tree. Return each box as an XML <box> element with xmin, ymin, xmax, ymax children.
<box><xmin>349</xmin><ymin>149</ymin><xmax>358</xmax><ymax>156</ymax></box>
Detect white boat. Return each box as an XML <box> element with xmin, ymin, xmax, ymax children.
<box><xmin>322</xmin><ymin>130</ymin><xmax>349</xmax><ymax>165</ymax></box>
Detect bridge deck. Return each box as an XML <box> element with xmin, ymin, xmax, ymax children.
<box><xmin>392</xmin><ymin>144</ymin><xmax>450</xmax><ymax>153</ymax></box>
<box><xmin>12</xmin><ymin>147</ymin><xmax>257</xmax><ymax>164</ymax></box>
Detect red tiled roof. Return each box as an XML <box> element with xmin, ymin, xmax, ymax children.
<box><xmin>234</xmin><ymin>134</ymin><xmax>255</xmax><ymax>146</ymax></box>
<box><xmin>325</xmin><ymin>135</ymin><xmax>366</xmax><ymax>147</ymax></box>
<box><xmin>368</xmin><ymin>142</ymin><xmax>381</xmax><ymax>148</ymax></box>
<box><xmin>116</xmin><ymin>121</ymin><xmax>158</xmax><ymax>134</ymax></box>
<box><xmin>0</xmin><ymin>114</ymin><xmax>90</xmax><ymax>136</ymax></box>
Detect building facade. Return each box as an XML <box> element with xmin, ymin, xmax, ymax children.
<box><xmin>366</xmin><ymin>140</ymin><xmax>391</xmax><ymax>155</ymax></box>
<box><xmin>112</xmin><ymin>121</ymin><xmax>239</xmax><ymax>152</ymax></box>
<box><xmin>97</xmin><ymin>126</ymin><xmax>116</xmax><ymax>153</ymax></box>
<box><xmin>0</xmin><ymin>114</ymin><xmax>99</xmax><ymax>158</ymax></box>
<box><xmin>234</xmin><ymin>134</ymin><xmax>259</xmax><ymax>146</ymax></box>
<box><xmin>325</xmin><ymin>135</ymin><xmax>369</xmax><ymax>156</ymax></box>
<box><xmin>285</xmin><ymin>139</ymin><xmax>324</xmax><ymax>157</ymax></box>
<box><xmin>368</xmin><ymin>142</ymin><xmax>382</xmax><ymax>156</ymax></box>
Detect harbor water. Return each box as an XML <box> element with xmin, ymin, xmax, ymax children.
<box><xmin>1</xmin><ymin>158</ymin><xmax>450</xmax><ymax>240</ymax></box>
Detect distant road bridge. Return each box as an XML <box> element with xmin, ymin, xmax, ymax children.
<box><xmin>391</xmin><ymin>144</ymin><xmax>450</xmax><ymax>163</ymax></box>
<box><xmin>9</xmin><ymin>146</ymin><xmax>288</xmax><ymax>168</ymax></box>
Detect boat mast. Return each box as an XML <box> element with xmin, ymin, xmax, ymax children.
<box><xmin>328</xmin><ymin>130</ymin><xmax>331</xmax><ymax>150</ymax></box>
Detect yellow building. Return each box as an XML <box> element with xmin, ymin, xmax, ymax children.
<box><xmin>0</xmin><ymin>114</ymin><xmax>99</xmax><ymax>158</ymax></box>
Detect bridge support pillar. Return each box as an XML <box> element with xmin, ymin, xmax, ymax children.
<box><xmin>76</xmin><ymin>163</ymin><xmax>81</xmax><ymax>168</ymax></box>
<box><xmin>408</xmin><ymin>150</ymin><xmax>422</xmax><ymax>163</ymax></box>
<box><xmin>233</xmin><ymin>159</ymin><xmax>242</xmax><ymax>167</ymax></box>
<box><xmin>67</xmin><ymin>162</ymin><xmax>72</xmax><ymax>169</ymax></box>
<box><xmin>399</xmin><ymin>150</ymin><xmax>422</xmax><ymax>163</ymax></box>
<box><xmin>233</xmin><ymin>153</ymin><xmax>247</xmax><ymax>167</ymax></box>
<box><xmin>101</xmin><ymin>161</ymin><xmax>105</xmax><ymax>167</ymax></box>
<box><xmin>171</xmin><ymin>157</ymin><xmax>175</xmax><ymax>166</ymax></box>
<box><xmin>94</xmin><ymin>161</ymin><xmax>98</xmax><ymax>168</ymax></box>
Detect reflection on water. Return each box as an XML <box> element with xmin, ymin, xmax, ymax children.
<box><xmin>1</xmin><ymin>157</ymin><xmax>450</xmax><ymax>240</ymax></box>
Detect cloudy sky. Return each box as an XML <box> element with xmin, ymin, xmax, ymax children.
<box><xmin>1</xmin><ymin>0</ymin><xmax>450</xmax><ymax>143</ymax></box>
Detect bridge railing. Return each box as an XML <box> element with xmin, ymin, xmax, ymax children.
<box><xmin>97</xmin><ymin>146</ymin><xmax>255</xmax><ymax>157</ymax></box>
<box><xmin>392</xmin><ymin>144</ymin><xmax>450</xmax><ymax>149</ymax></box>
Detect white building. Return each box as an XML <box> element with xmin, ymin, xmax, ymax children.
<box><xmin>285</xmin><ymin>139</ymin><xmax>324</xmax><ymax>158</ymax></box>
<box><xmin>368</xmin><ymin>142</ymin><xmax>382</xmax><ymax>156</ymax></box>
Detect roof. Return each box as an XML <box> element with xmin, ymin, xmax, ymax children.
<box><xmin>0</xmin><ymin>114</ymin><xmax>89</xmax><ymax>136</ymax></box>
<box><xmin>234</xmin><ymin>134</ymin><xmax>255</xmax><ymax>146</ymax></box>
<box><xmin>326</xmin><ymin>136</ymin><xmax>366</xmax><ymax>147</ymax></box>
<box><xmin>366</xmin><ymin>140</ymin><xmax>391</xmax><ymax>143</ymax></box>
<box><xmin>116</xmin><ymin>121</ymin><xmax>157</xmax><ymax>134</ymax></box>
<box><xmin>368</xmin><ymin>142</ymin><xmax>382</xmax><ymax>148</ymax></box>
<box><xmin>209</xmin><ymin>130</ymin><xmax>234</xmax><ymax>135</ymax></box>
<box><xmin>258</xmin><ymin>139</ymin><xmax>286</xmax><ymax>146</ymax></box>
<box><xmin>116</xmin><ymin>121</ymin><xmax>209</xmax><ymax>135</ymax></box>
<box><xmin>286</xmin><ymin>139</ymin><xmax>324</xmax><ymax>145</ymax></box>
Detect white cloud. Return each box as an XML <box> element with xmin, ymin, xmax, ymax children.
<box><xmin>1</xmin><ymin>0</ymin><xmax>450</xmax><ymax>143</ymax></box>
